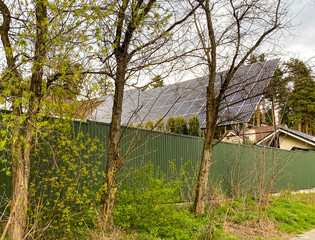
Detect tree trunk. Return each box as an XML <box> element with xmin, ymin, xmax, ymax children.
<box><xmin>305</xmin><ymin>120</ymin><xmax>308</xmax><ymax>134</ymax></box>
<box><xmin>257</xmin><ymin>103</ymin><xmax>261</xmax><ymax>127</ymax></box>
<box><xmin>193</xmin><ymin>79</ymin><xmax>216</xmax><ymax>214</ymax></box>
<box><xmin>9</xmin><ymin>126</ymin><xmax>32</xmax><ymax>239</ymax></box>
<box><xmin>101</xmin><ymin>68</ymin><xmax>126</xmax><ymax>227</ymax></box>
<box><xmin>7</xmin><ymin>1</ymin><xmax>46</xmax><ymax>237</ymax></box>
<box><xmin>193</xmin><ymin>142</ymin><xmax>213</xmax><ymax>213</ymax></box>
<box><xmin>297</xmin><ymin>122</ymin><xmax>302</xmax><ymax>132</ymax></box>
<box><xmin>271</xmin><ymin>95</ymin><xmax>276</xmax><ymax>126</ymax></box>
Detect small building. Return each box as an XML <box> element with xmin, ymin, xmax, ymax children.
<box><xmin>221</xmin><ymin>125</ymin><xmax>285</xmax><ymax>144</ymax></box>
<box><xmin>256</xmin><ymin>127</ymin><xmax>315</xmax><ymax>151</ymax></box>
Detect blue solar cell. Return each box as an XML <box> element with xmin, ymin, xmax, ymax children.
<box><xmin>89</xmin><ymin>59</ymin><xmax>280</xmax><ymax>128</ymax></box>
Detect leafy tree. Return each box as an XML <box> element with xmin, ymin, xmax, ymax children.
<box><xmin>136</xmin><ymin>122</ymin><xmax>144</xmax><ymax>128</ymax></box>
<box><xmin>247</xmin><ymin>54</ymin><xmax>266</xmax><ymax>64</ymax></box>
<box><xmin>90</xmin><ymin>1</ymin><xmax>202</xmax><ymax>226</ymax></box>
<box><xmin>0</xmin><ymin>0</ymin><xmax>89</xmax><ymax>238</ymax></box>
<box><xmin>188</xmin><ymin>114</ymin><xmax>200</xmax><ymax>136</ymax></box>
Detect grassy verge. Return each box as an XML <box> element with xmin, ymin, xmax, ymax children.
<box><xmin>14</xmin><ymin>164</ymin><xmax>314</xmax><ymax>239</ymax></box>
<box><xmin>97</xmin><ymin>165</ymin><xmax>315</xmax><ymax>240</ymax></box>
<box><xmin>112</xmin><ymin>186</ymin><xmax>315</xmax><ymax>240</ymax></box>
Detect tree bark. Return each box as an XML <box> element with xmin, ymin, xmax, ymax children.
<box><xmin>297</xmin><ymin>122</ymin><xmax>302</xmax><ymax>132</ymax></box>
<box><xmin>193</xmin><ymin>102</ymin><xmax>217</xmax><ymax>213</ymax></box>
<box><xmin>305</xmin><ymin>120</ymin><xmax>308</xmax><ymax>134</ymax></box>
<box><xmin>193</xmin><ymin>141</ymin><xmax>214</xmax><ymax>213</ymax></box>
<box><xmin>257</xmin><ymin>103</ymin><xmax>261</xmax><ymax>127</ymax></box>
<box><xmin>9</xmin><ymin>128</ymin><xmax>32</xmax><ymax>239</ymax></box>
<box><xmin>101</xmin><ymin>65</ymin><xmax>126</xmax><ymax>227</ymax></box>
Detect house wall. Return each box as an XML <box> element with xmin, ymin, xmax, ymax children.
<box><xmin>279</xmin><ymin>134</ymin><xmax>315</xmax><ymax>150</ymax></box>
<box><xmin>223</xmin><ymin>135</ymin><xmax>243</xmax><ymax>144</ymax></box>
<box><xmin>246</xmin><ymin>129</ymin><xmax>256</xmax><ymax>142</ymax></box>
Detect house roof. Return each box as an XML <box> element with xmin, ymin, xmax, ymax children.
<box><xmin>222</xmin><ymin>131</ymin><xmax>244</xmax><ymax>141</ymax></box>
<box><xmin>256</xmin><ymin>127</ymin><xmax>315</xmax><ymax>147</ymax></box>
<box><xmin>278</xmin><ymin>127</ymin><xmax>315</xmax><ymax>145</ymax></box>
<box><xmin>89</xmin><ymin>59</ymin><xmax>280</xmax><ymax>128</ymax></box>
<box><xmin>43</xmin><ymin>96</ymin><xmax>104</xmax><ymax>120</ymax></box>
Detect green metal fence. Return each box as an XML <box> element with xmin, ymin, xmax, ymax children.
<box><xmin>1</xmin><ymin>119</ymin><xmax>314</xmax><ymax>200</ymax></box>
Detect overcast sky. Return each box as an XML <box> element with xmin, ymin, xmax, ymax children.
<box><xmin>277</xmin><ymin>0</ymin><xmax>315</xmax><ymax>68</ymax></box>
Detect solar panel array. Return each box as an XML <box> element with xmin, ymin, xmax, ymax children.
<box><xmin>89</xmin><ymin>59</ymin><xmax>280</xmax><ymax>128</ymax></box>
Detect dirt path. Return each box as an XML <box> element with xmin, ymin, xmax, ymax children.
<box><xmin>291</xmin><ymin>229</ymin><xmax>315</xmax><ymax>240</ymax></box>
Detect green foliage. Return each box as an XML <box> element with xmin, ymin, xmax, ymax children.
<box><xmin>136</xmin><ymin>122</ymin><xmax>143</xmax><ymax>128</ymax></box>
<box><xmin>247</xmin><ymin>54</ymin><xmax>266</xmax><ymax>64</ymax></box>
<box><xmin>267</xmin><ymin>58</ymin><xmax>315</xmax><ymax>131</ymax></box>
<box><xmin>285</xmin><ymin>59</ymin><xmax>315</xmax><ymax>131</ymax></box>
<box><xmin>149</xmin><ymin>75</ymin><xmax>164</xmax><ymax>89</ymax></box>
<box><xmin>154</xmin><ymin>116</ymin><xmax>165</xmax><ymax>132</ymax></box>
<box><xmin>188</xmin><ymin>114</ymin><xmax>200</xmax><ymax>136</ymax></box>
<box><xmin>214</xmin><ymin>193</ymin><xmax>315</xmax><ymax>235</ymax></box>
<box><xmin>144</xmin><ymin>119</ymin><xmax>154</xmax><ymax>130</ymax></box>
<box><xmin>268</xmin><ymin>193</ymin><xmax>315</xmax><ymax>233</ymax></box>
<box><xmin>27</xmin><ymin>118</ymin><xmax>104</xmax><ymax>239</ymax></box>
<box><xmin>174</xmin><ymin>116</ymin><xmax>188</xmax><ymax>135</ymax></box>
<box><xmin>166</xmin><ymin>116</ymin><xmax>175</xmax><ymax>132</ymax></box>
<box><xmin>114</xmin><ymin>164</ymin><xmax>210</xmax><ymax>240</ymax></box>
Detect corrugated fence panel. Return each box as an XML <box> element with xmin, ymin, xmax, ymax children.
<box><xmin>0</xmin><ymin>119</ymin><xmax>314</xmax><ymax>200</ymax></box>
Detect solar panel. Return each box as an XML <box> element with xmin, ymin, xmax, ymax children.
<box><xmin>89</xmin><ymin>59</ymin><xmax>280</xmax><ymax>128</ymax></box>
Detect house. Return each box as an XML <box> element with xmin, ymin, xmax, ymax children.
<box><xmin>221</xmin><ymin>131</ymin><xmax>244</xmax><ymax>144</ymax></box>
<box><xmin>256</xmin><ymin>127</ymin><xmax>315</xmax><ymax>151</ymax></box>
<box><xmin>222</xmin><ymin>124</ymin><xmax>286</xmax><ymax>144</ymax></box>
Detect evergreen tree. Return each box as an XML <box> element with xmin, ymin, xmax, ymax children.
<box><xmin>136</xmin><ymin>122</ymin><xmax>143</xmax><ymax>128</ymax></box>
<box><xmin>188</xmin><ymin>114</ymin><xmax>200</xmax><ymax>136</ymax></box>
<box><xmin>145</xmin><ymin>119</ymin><xmax>154</xmax><ymax>130</ymax></box>
<box><xmin>285</xmin><ymin>59</ymin><xmax>315</xmax><ymax>133</ymax></box>
<box><xmin>174</xmin><ymin>116</ymin><xmax>188</xmax><ymax>135</ymax></box>
<box><xmin>155</xmin><ymin>116</ymin><xmax>165</xmax><ymax>132</ymax></box>
<box><xmin>166</xmin><ymin>116</ymin><xmax>176</xmax><ymax>133</ymax></box>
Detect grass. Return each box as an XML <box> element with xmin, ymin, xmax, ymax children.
<box><xmin>111</xmin><ymin>190</ymin><xmax>315</xmax><ymax>240</ymax></box>
<box><xmin>106</xmin><ymin>167</ymin><xmax>315</xmax><ymax>240</ymax></box>
<box><xmin>5</xmin><ymin>162</ymin><xmax>313</xmax><ymax>240</ymax></box>
<box><xmin>268</xmin><ymin>192</ymin><xmax>315</xmax><ymax>233</ymax></box>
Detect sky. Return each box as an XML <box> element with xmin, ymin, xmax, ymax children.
<box><xmin>168</xmin><ymin>0</ymin><xmax>315</xmax><ymax>84</ymax></box>
<box><xmin>277</xmin><ymin>0</ymin><xmax>315</xmax><ymax>68</ymax></box>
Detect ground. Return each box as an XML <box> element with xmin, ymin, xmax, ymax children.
<box><xmin>225</xmin><ymin>220</ymin><xmax>294</xmax><ymax>240</ymax></box>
